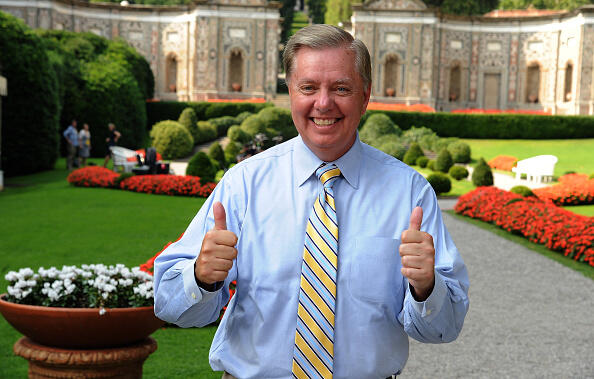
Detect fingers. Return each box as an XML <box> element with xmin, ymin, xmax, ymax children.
<box><xmin>408</xmin><ymin>206</ymin><xmax>423</xmax><ymax>231</ymax></box>
<box><xmin>213</xmin><ymin>201</ymin><xmax>227</xmax><ymax>231</ymax></box>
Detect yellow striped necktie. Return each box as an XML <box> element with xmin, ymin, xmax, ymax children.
<box><xmin>292</xmin><ymin>163</ymin><xmax>341</xmax><ymax>379</ymax></box>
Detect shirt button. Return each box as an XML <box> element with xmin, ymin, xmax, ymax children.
<box><xmin>425</xmin><ymin>309</ymin><xmax>432</xmax><ymax>316</ymax></box>
<box><xmin>191</xmin><ymin>292</ymin><xmax>196</xmax><ymax>299</ymax></box>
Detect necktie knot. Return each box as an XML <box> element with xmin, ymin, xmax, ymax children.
<box><xmin>316</xmin><ymin>164</ymin><xmax>341</xmax><ymax>190</ymax></box>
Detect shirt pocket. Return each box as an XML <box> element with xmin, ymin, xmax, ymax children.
<box><xmin>348</xmin><ymin>237</ymin><xmax>402</xmax><ymax>303</ymax></box>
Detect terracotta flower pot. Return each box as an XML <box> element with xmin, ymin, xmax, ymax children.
<box><xmin>385</xmin><ymin>87</ymin><xmax>395</xmax><ymax>97</ymax></box>
<box><xmin>231</xmin><ymin>82</ymin><xmax>242</xmax><ymax>92</ymax></box>
<box><xmin>0</xmin><ymin>294</ymin><xmax>164</xmax><ymax>349</ymax></box>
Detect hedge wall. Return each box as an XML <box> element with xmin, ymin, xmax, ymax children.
<box><xmin>359</xmin><ymin>110</ymin><xmax>594</xmax><ymax>139</ymax></box>
<box><xmin>146</xmin><ymin>101</ymin><xmax>272</xmax><ymax>130</ymax></box>
<box><xmin>0</xmin><ymin>12</ymin><xmax>61</xmax><ymax>176</ymax></box>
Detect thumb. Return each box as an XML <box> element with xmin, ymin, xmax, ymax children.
<box><xmin>212</xmin><ymin>201</ymin><xmax>227</xmax><ymax>231</ymax></box>
<box><xmin>408</xmin><ymin>206</ymin><xmax>423</xmax><ymax>231</ymax></box>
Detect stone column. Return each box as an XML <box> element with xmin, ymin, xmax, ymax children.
<box><xmin>0</xmin><ymin>74</ymin><xmax>6</xmax><ymax>191</ymax></box>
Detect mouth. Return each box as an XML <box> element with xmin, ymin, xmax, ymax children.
<box><xmin>311</xmin><ymin>117</ymin><xmax>342</xmax><ymax>126</ymax></box>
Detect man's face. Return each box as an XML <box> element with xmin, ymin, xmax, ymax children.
<box><xmin>288</xmin><ymin>46</ymin><xmax>371</xmax><ymax>162</ymax></box>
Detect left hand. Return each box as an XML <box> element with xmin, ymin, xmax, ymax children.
<box><xmin>399</xmin><ymin>207</ymin><xmax>435</xmax><ymax>301</ymax></box>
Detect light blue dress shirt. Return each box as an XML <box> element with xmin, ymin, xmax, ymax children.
<box><xmin>63</xmin><ymin>125</ymin><xmax>79</xmax><ymax>147</ymax></box>
<box><xmin>154</xmin><ymin>135</ymin><xmax>469</xmax><ymax>379</ymax></box>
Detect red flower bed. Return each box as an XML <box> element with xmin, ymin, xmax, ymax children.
<box><xmin>67</xmin><ymin>166</ymin><xmax>118</xmax><ymax>188</ymax></box>
<box><xmin>367</xmin><ymin>102</ymin><xmax>435</xmax><ymax>113</ymax></box>
<box><xmin>120</xmin><ymin>175</ymin><xmax>216</xmax><ymax>197</ymax></box>
<box><xmin>488</xmin><ymin>155</ymin><xmax>518</xmax><ymax>171</ymax></box>
<box><xmin>451</xmin><ymin>108</ymin><xmax>551</xmax><ymax>115</ymax></box>
<box><xmin>455</xmin><ymin>187</ymin><xmax>594</xmax><ymax>266</ymax></box>
<box><xmin>533</xmin><ymin>173</ymin><xmax>594</xmax><ymax>206</ymax></box>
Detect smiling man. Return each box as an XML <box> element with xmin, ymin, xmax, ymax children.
<box><xmin>154</xmin><ymin>25</ymin><xmax>469</xmax><ymax>379</ymax></box>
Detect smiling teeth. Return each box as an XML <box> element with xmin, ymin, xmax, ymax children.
<box><xmin>313</xmin><ymin>118</ymin><xmax>337</xmax><ymax>125</ymax></box>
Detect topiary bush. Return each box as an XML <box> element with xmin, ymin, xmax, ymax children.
<box><xmin>510</xmin><ymin>185</ymin><xmax>535</xmax><ymax>197</ymax></box>
<box><xmin>208</xmin><ymin>141</ymin><xmax>226</xmax><ymax>169</ymax></box>
<box><xmin>178</xmin><ymin>107</ymin><xmax>198</xmax><ymax>133</ymax></box>
<box><xmin>224</xmin><ymin>141</ymin><xmax>241</xmax><ymax>165</ymax></box>
<box><xmin>472</xmin><ymin>158</ymin><xmax>494</xmax><ymax>186</ymax></box>
<box><xmin>194</xmin><ymin>121</ymin><xmax>217</xmax><ymax>145</ymax></box>
<box><xmin>403</xmin><ymin>142</ymin><xmax>425</xmax><ymax>166</ymax></box>
<box><xmin>359</xmin><ymin>113</ymin><xmax>402</xmax><ymax>145</ymax></box>
<box><xmin>447</xmin><ymin>141</ymin><xmax>471</xmax><ymax>163</ymax></box>
<box><xmin>378</xmin><ymin>141</ymin><xmax>407</xmax><ymax>160</ymax></box>
<box><xmin>257</xmin><ymin>107</ymin><xmax>296</xmax><ymax>139</ymax></box>
<box><xmin>209</xmin><ymin>116</ymin><xmax>237</xmax><ymax>137</ymax></box>
<box><xmin>400</xmin><ymin>126</ymin><xmax>436</xmax><ymax>147</ymax></box>
<box><xmin>416</xmin><ymin>156</ymin><xmax>429</xmax><ymax>168</ymax></box>
<box><xmin>228</xmin><ymin>125</ymin><xmax>252</xmax><ymax>144</ymax></box>
<box><xmin>235</xmin><ymin>111</ymin><xmax>253</xmax><ymax>125</ymax></box>
<box><xmin>435</xmin><ymin>148</ymin><xmax>454</xmax><ymax>173</ymax></box>
<box><xmin>427</xmin><ymin>159</ymin><xmax>436</xmax><ymax>171</ymax></box>
<box><xmin>151</xmin><ymin>120</ymin><xmax>193</xmax><ymax>159</ymax></box>
<box><xmin>427</xmin><ymin>172</ymin><xmax>452</xmax><ymax>195</ymax></box>
<box><xmin>186</xmin><ymin>151</ymin><xmax>217</xmax><ymax>184</ymax></box>
<box><xmin>0</xmin><ymin>12</ymin><xmax>61</xmax><ymax>176</ymax></box>
<box><xmin>448</xmin><ymin>165</ymin><xmax>469</xmax><ymax>180</ymax></box>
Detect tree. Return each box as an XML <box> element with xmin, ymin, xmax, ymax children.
<box><xmin>307</xmin><ymin>0</ymin><xmax>327</xmax><ymax>24</ymax></box>
<box><xmin>498</xmin><ymin>0</ymin><xmax>592</xmax><ymax>10</ymax></box>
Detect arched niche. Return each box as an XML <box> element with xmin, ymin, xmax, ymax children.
<box><xmin>383</xmin><ymin>54</ymin><xmax>400</xmax><ymax>97</ymax></box>
<box><xmin>525</xmin><ymin>62</ymin><xmax>541</xmax><ymax>104</ymax></box>
<box><xmin>165</xmin><ymin>54</ymin><xmax>178</xmax><ymax>93</ymax></box>
<box><xmin>229</xmin><ymin>48</ymin><xmax>245</xmax><ymax>92</ymax></box>
<box><xmin>564</xmin><ymin>61</ymin><xmax>573</xmax><ymax>102</ymax></box>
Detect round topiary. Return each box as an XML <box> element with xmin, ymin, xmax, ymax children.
<box><xmin>208</xmin><ymin>141</ymin><xmax>226</xmax><ymax>169</ymax></box>
<box><xmin>447</xmin><ymin>141</ymin><xmax>471</xmax><ymax>163</ymax></box>
<box><xmin>403</xmin><ymin>142</ymin><xmax>425</xmax><ymax>166</ymax></box>
<box><xmin>194</xmin><ymin>121</ymin><xmax>217</xmax><ymax>144</ymax></box>
<box><xmin>510</xmin><ymin>185</ymin><xmax>535</xmax><ymax>197</ymax></box>
<box><xmin>257</xmin><ymin>107</ymin><xmax>296</xmax><ymax>139</ymax></box>
<box><xmin>378</xmin><ymin>141</ymin><xmax>407</xmax><ymax>160</ymax></box>
<box><xmin>151</xmin><ymin>121</ymin><xmax>193</xmax><ymax>159</ymax></box>
<box><xmin>435</xmin><ymin>149</ymin><xmax>454</xmax><ymax>173</ymax></box>
<box><xmin>224</xmin><ymin>141</ymin><xmax>241</xmax><ymax>165</ymax></box>
<box><xmin>472</xmin><ymin>158</ymin><xmax>494</xmax><ymax>186</ymax></box>
<box><xmin>186</xmin><ymin>151</ymin><xmax>217</xmax><ymax>184</ymax></box>
<box><xmin>416</xmin><ymin>156</ymin><xmax>429</xmax><ymax>168</ymax></box>
<box><xmin>209</xmin><ymin>116</ymin><xmax>236</xmax><ymax>137</ymax></box>
<box><xmin>235</xmin><ymin>111</ymin><xmax>253</xmax><ymax>125</ymax></box>
<box><xmin>359</xmin><ymin>113</ymin><xmax>402</xmax><ymax>145</ymax></box>
<box><xmin>401</xmin><ymin>127</ymin><xmax>436</xmax><ymax>146</ymax></box>
<box><xmin>240</xmin><ymin>114</ymin><xmax>267</xmax><ymax>137</ymax></box>
<box><xmin>427</xmin><ymin>172</ymin><xmax>452</xmax><ymax>195</ymax></box>
<box><xmin>427</xmin><ymin>159</ymin><xmax>436</xmax><ymax>171</ymax></box>
<box><xmin>228</xmin><ymin>125</ymin><xmax>252</xmax><ymax>144</ymax></box>
<box><xmin>448</xmin><ymin>165</ymin><xmax>469</xmax><ymax>180</ymax></box>
<box><xmin>178</xmin><ymin>107</ymin><xmax>197</xmax><ymax>133</ymax></box>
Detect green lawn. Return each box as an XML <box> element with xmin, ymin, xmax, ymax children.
<box><xmin>563</xmin><ymin>204</ymin><xmax>594</xmax><ymax>217</ymax></box>
<box><xmin>463</xmin><ymin>138</ymin><xmax>594</xmax><ymax>177</ymax></box>
<box><xmin>0</xmin><ymin>160</ymin><xmax>220</xmax><ymax>378</ymax></box>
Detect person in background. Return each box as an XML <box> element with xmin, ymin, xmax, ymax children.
<box><xmin>103</xmin><ymin>122</ymin><xmax>121</xmax><ymax>168</ymax></box>
<box><xmin>63</xmin><ymin>119</ymin><xmax>79</xmax><ymax>170</ymax></box>
<box><xmin>78</xmin><ymin>123</ymin><xmax>91</xmax><ymax>167</ymax></box>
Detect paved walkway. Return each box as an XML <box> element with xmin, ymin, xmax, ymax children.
<box><xmin>400</xmin><ymin>208</ymin><xmax>594</xmax><ymax>378</ymax></box>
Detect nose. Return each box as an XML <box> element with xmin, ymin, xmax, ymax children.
<box><xmin>315</xmin><ymin>88</ymin><xmax>333</xmax><ymax>113</ymax></box>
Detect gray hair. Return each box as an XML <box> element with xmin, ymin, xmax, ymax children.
<box><xmin>283</xmin><ymin>24</ymin><xmax>371</xmax><ymax>89</ymax></box>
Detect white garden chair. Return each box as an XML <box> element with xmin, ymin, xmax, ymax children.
<box><xmin>511</xmin><ymin>155</ymin><xmax>558</xmax><ymax>183</ymax></box>
<box><xmin>109</xmin><ymin>146</ymin><xmax>138</xmax><ymax>173</ymax></box>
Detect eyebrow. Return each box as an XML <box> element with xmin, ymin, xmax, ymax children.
<box><xmin>295</xmin><ymin>78</ymin><xmax>355</xmax><ymax>85</ymax></box>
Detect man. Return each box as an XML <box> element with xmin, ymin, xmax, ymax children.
<box><xmin>63</xmin><ymin>119</ymin><xmax>79</xmax><ymax>170</ymax></box>
<box><xmin>103</xmin><ymin>122</ymin><xmax>121</xmax><ymax>168</ymax></box>
<box><xmin>154</xmin><ymin>25</ymin><xmax>469</xmax><ymax>378</ymax></box>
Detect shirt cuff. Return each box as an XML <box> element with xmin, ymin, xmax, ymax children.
<box><xmin>182</xmin><ymin>259</ymin><xmax>222</xmax><ymax>304</ymax></box>
<box><xmin>406</xmin><ymin>270</ymin><xmax>447</xmax><ymax>323</ymax></box>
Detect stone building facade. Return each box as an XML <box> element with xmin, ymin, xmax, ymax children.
<box><xmin>353</xmin><ymin>0</ymin><xmax>594</xmax><ymax>114</ymax></box>
<box><xmin>0</xmin><ymin>0</ymin><xmax>281</xmax><ymax>101</ymax></box>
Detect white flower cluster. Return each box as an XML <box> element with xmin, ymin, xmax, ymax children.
<box><xmin>4</xmin><ymin>264</ymin><xmax>154</xmax><ymax>307</ymax></box>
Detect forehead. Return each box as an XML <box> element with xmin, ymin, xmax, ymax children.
<box><xmin>292</xmin><ymin>46</ymin><xmax>359</xmax><ymax>82</ymax></box>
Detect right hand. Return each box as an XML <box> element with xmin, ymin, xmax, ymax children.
<box><xmin>195</xmin><ymin>202</ymin><xmax>238</xmax><ymax>284</ymax></box>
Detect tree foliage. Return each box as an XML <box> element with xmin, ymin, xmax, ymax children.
<box><xmin>498</xmin><ymin>0</ymin><xmax>592</xmax><ymax>10</ymax></box>
<box><xmin>325</xmin><ymin>0</ymin><xmax>358</xmax><ymax>26</ymax></box>
<box><xmin>307</xmin><ymin>0</ymin><xmax>327</xmax><ymax>24</ymax></box>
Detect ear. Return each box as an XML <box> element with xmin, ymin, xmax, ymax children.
<box><xmin>361</xmin><ymin>82</ymin><xmax>372</xmax><ymax>116</ymax></box>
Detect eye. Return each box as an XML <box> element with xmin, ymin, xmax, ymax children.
<box><xmin>336</xmin><ymin>86</ymin><xmax>351</xmax><ymax>95</ymax></box>
<box><xmin>298</xmin><ymin>84</ymin><xmax>315</xmax><ymax>93</ymax></box>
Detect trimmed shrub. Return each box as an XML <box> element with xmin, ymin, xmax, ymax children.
<box><xmin>215</xmin><ymin>169</ymin><xmax>225</xmax><ymax>182</ymax></box>
<box><xmin>427</xmin><ymin>173</ymin><xmax>452</xmax><ymax>195</ymax></box>
<box><xmin>435</xmin><ymin>149</ymin><xmax>454</xmax><ymax>173</ymax></box>
<box><xmin>240</xmin><ymin>114</ymin><xmax>267</xmax><ymax>137</ymax></box>
<box><xmin>1</xmin><ymin>12</ymin><xmax>61</xmax><ymax>176</ymax></box>
<box><xmin>178</xmin><ymin>107</ymin><xmax>198</xmax><ymax>133</ymax></box>
<box><xmin>194</xmin><ymin>121</ymin><xmax>217</xmax><ymax>144</ymax></box>
<box><xmin>208</xmin><ymin>141</ymin><xmax>226</xmax><ymax>169</ymax></box>
<box><xmin>186</xmin><ymin>151</ymin><xmax>217</xmax><ymax>184</ymax></box>
<box><xmin>416</xmin><ymin>156</ymin><xmax>429</xmax><ymax>168</ymax></box>
<box><xmin>359</xmin><ymin>113</ymin><xmax>402</xmax><ymax>145</ymax></box>
<box><xmin>401</xmin><ymin>127</ymin><xmax>436</xmax><ymax>146</ymax></box>
<box><xmin>228</xmin><ymin>125</ymin><xmax>252</xmax><ymax>144</ymax></box>
<box><xmin>447</xmin><ymin>141</ymin><xmax>471</xmax><ymax>163</ymax></box>
<box><xmin>403</xmin><ymin>142</ymin><xmax>425</xmax><ymax>166</ymax></box>
<box><xmin>511</xmin><ymin>185</ymin><xmax>535</xmax><ymax>197</ymax></box>
<box><xmin>472</xmin><ymin>158</ymin><xmax>494</xmax><ymax>186</ymax></box>
<box><xmin>257</xmin><ymin>107</ymin><xmax>296</xmax><ymax>139</ymax></box>
<box><xmin>224</xmin><ymin>141</ymin><xmax>241</xmax><ymax>165</ymax></box>
<box><xmin>151</xmin><ymin>121</ymin><xmax>193</xmax><ymax>159</ymax></box>
<box><xmin>235</xmin><ymin>111</ymin><xmax>253</xmax><ymax>125</ymax></box>
<box><xmin>449</xmin><ymin>165</ymin><xmax>469</xmax><ymax>180</ymax></box>
<box><xmin>378</xmin><ymin>141</ymin><xmax>407</xmax><ymax>160</ymax></box>
<box><xmin>209</xmin><ymin>116</ymin><xmax>237</xmax><ymax>137</ymax></box>
<box><xmin>427</xmin><ymin>159</ymin><xmax>436</xmax><ymax>171</ymax></box>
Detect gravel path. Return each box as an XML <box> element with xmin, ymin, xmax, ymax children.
<box><xmin>399</xmin><ymin>209</ymin><xmax>594</xmax><ymax>378</ymax></box>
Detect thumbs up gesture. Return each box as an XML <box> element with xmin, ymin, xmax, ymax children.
<box><xmin>399</xmin><ymin>207</ymin><xmax>435</xmax><ymax>301</ymax></box>
<box><xmin>195</xmin><ymin>202</ymin><xmax>238</xmax><ymax>285</ymax></box>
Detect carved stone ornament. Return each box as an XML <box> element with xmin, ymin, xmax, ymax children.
<box><xmin>362</xmin><ymin>0</ymin><xmax>427</xmax><ymax>11</ymax></box>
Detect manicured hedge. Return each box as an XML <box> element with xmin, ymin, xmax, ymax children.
<box><xmin>359</xmin><ymin>110</ymin><xmax>594</xmax><ymax>139</ymax></box>
<box><xmin>146</xmin><ymin>101</ymin><xmax>272</xmax><ymax>131</ymax></box>
<box><xmin>0</xmin><ymin>11</ymin><xmax>61</xmax><ymax>176</ymax></box>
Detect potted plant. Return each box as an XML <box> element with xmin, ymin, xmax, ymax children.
<box><xmin>0</xmin><ymin>264</ymin><xmax>164</xmax><ymax>378</ymax></box>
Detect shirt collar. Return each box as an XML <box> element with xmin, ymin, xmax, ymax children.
<box><xmin>294</xmin><ymin>134</ymin><xmax>361</xmax><ymax>189</ymax></box>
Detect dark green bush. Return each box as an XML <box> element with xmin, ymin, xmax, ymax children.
<box><xmin>448</xmin><ymin>165</ymin><xmax>469</xmax><ymax>180</ymax></box>
<box><xmin>359</xmin><ymin>113</ymin><xmax>402</xmax><ymax>145</ymax></box>
<box><xmin>0</xmin><ymin>12</ymin><xmax>61</xmax><ymax>176</ymax></box>
<box><xmin>403</xmin><ymin>142</ymin><xmax>425</xmax><ymax>166</ymax></box>
<box><xmin>427</xmin><ymin>173</ymin><xmax>452</xmax><ymax>195</ymax></box>
<box><xmin>178</xmin><ymin>107</ymin><xmax>198</xmax><ymax>133</ymax></box>
<box><xmin>472</xmin><ymin>158</ymin><xmax>494</xmax><ymax>186</ymax></box>
<box><xmin>257</xmin><ymin>107</ymin><xmax>296</xmax><ymax>140</ymax></box>
<box><xmin>435</xmin><ymin>149</ymin><xmax>454</xmax><ymax>173</ymax></box>
<box><xmin>427</xmin><ymin>159</ymin><xmax>436</xmax><ymax>171</ymax></box>
<box><xmin>194</xmin><ymin>121</ymin><xmax>217</xmax><ymax>144</ymax></box>
<box><xmin>416</xmin><ymin>156</ymin><xmax>429</xmax><ymax>168</ymax></box>
<box><xmin>209</xmin><ymin>116</ymin><xmax>237</xmax><ymax>137</ymax></box>
<box><xmin>186</xmin><ymin>151</ymin><xmax>217</xmax><ymax>184</ymax></box>
<box><xmin>208</xmin><ymin>141</ymin><xmax>226</xmax><ymax>169</ymax></box>
<box><xmin>235</xmin><ymin>111</ymin><xmax>253</xmax><ymax>125</ymax></box>
<box><xmin>432</xmin><ymin>137</ymin><xmax>458</xmax><ymax>154</ymax></box>
<box><xmin>447</xmin><ymin>141</ymin><xmax>471</xmax><ymax>163</ymax></box>
<box><xmin>151</xmin><ymin>120</ymin><xmax>193</xmax><ymax>159</ymax></box>
<box><xmin>240</xmin><ymin>114</ymin><xmax>267</xmax><ymax>137</ymax></box>
<box><xmin>224</xmin><ymin>141</ymin><xmax>241</xmax><ymax>165</ymax></box>
<box><xmin>228</xmin><ymin>125</ymin><xmax>252</xmax><ymax>144</ymax></box>
<box><xmin>510</xmin><ymin>185</ymin><xmax>535</xmax><ymax>197</ymax></box>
